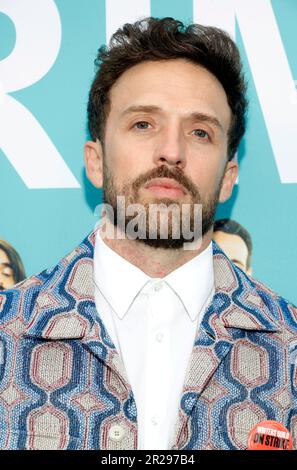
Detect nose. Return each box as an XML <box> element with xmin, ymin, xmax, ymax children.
<box><xmin>153</xmin><ymin>122</ymin><xmax>186</xmax><ymax>169</ymax></box>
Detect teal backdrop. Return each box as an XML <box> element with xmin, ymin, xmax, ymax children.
<box><xmin>0</xmin><ymin>0</ymin><xmax>296</xmax><ymax>304</ymax></box>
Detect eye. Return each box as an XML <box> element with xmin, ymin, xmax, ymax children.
<box><xmin>192</xmin><ymin>129</ymin><xmax>210</xmax><ymax>140</ymax></box>
<box><xmin>2</xmin><ymin>271</ymin><xmax>13</xmax><ymax>278</ymax></box>
<box><xmin>133</xmin><ymin>121</ymin><xmax>151</xmax><ymax>130</ymax></box>
<box><xmin>0</xmin><ymin>266</ymin><xmax>13</xmax><ymax>277</ymax></box>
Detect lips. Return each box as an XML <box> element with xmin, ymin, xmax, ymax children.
<box><xmin>144</xmin><ymin>177</ymin><xmax>186</xmax><ymax>196</ymax></box>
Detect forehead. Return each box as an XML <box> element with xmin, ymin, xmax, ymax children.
<box><xmin>107</xmin><ymin>58</ymin><xmax>231</xmax><ymax>131</ymax></box>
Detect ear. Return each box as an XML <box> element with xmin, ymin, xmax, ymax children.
<box><xmin>84</xmin><ymin>139</ymin><xmax>103</xmax><ymax>188</ymax></box>
<box><xmin>218</xmin><ymin>158</ymin><xmax>238</xmax><ymax>203</ymax></box>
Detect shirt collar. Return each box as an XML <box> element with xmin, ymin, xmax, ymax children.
<box><xmin>165</xmin><ymin>242</ymin><xmax>214</xmax><ymax>321</ymax></box>
<box><xmin>94</xmin><ymin>229</ymin><xmax>214</xmax><ymax>321</ymax></box>
<box><xmin>94</xmin><ymin>230</ymin><xmax>150</xmax><ymax>319</ymax></box>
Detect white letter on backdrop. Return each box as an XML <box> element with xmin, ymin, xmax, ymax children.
<box><xmin>195</xmin><ymin>0</ymin><xmax>297</xmax><ymax>183</ymax></box>
<box><xmin>0</xmin><ymin>0</ymin><xmax>80</xmax><ymax>188</ymax></box>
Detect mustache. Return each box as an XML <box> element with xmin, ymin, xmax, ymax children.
<box><xmin>131</xmin><ymin>165</ymin><xmax>199</xmax><ymax>198</ymax></box>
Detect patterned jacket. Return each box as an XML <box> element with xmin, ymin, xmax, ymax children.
<box><xmin>0</xmin><ymin>227</ymin><xmax>296</xmax><ymax>450</ymax></box>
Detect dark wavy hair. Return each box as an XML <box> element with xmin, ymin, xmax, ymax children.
<box><xmin>0</xmin><ymin>239</ymin><xmax>26</xmax><ymax>284</ymax></box>
<box><xmin>87</xmin><ymin>16</ymin><xmax>248</xmax><ymax>161</ymax></box>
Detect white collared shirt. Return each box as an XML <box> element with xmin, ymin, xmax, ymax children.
<box><xmin>93</xmin><ymin>229</ymin><xmax>215</xmax><ymax>450</ymax></box>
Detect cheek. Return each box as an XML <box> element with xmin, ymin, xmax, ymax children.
<box><xmin>104</xmin><ymin>141</ymin><xmax>127</xmax><ymax>184</ymax></box>
<box><xmin>190</xmin><ymin>162</ymin><xmax>221</xmax><ymax>195</ymax></box>
<box><xmin>0</xmin><ymin>276</ymin><xmax>15</xmax><ymax>288</ymax></box>
<box><xmin>7</xmin><ymin>277</ymin><xmax>15</xmax><ymax>286</ymax></box>
<box><xmin>105</xmin><ymin>138</ymin><xmax>152</xmax><ymax>182</ymax></box>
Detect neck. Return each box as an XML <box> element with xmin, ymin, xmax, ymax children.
<box><xmin>98</xmin><ymin>218</ymin><xmax>213</xmax><ymax>278</ymax></box>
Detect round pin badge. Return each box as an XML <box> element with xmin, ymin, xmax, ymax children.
<box><xmin>247</xmin><ymin>420</ymin><xmax>292</xmax><ymax>450</ymax></box>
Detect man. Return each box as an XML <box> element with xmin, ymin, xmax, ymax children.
<box><xmin>0</xmin><ymin>17</ymin><xmax>296</xmax><ymax>451</ymax></box>
<box><xmin>213</xmin><ymin>219</ymin><xmax>253</xmax><ymax>274</ymax></box>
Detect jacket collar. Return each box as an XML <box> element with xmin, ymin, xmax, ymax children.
<box><xmin>170</xmin><ymin>243</ymin><xmax>281</xmax><ymax>449</ymax></box>
<box><xmin>24</xmin><ymin>227</ymin><xmax>100</xmax><ymax>340</ymax></box>
<box><xmin>210</xmin><ymin>240</ymin><xmax>280</xmax><ymax>333</ymax></box>
<box><xmin>23</xmin><ymin>226</ymin><xmax>280</xmax><ymax>342</ymax></box>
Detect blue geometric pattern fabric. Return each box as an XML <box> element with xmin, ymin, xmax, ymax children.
<box><xmin>0</xmin><ymin>227</ymin><xmax>296</xmax><ymax>449</ymax></box>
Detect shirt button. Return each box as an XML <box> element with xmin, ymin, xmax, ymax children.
<box><xmin>155</xmin><ymin>332</ymin><xmax>164</xmax><ymax>342</ymax></box>
<box><xmin>151</xmin><ymin>415</ymin><xmax>159</xmax><ymax>425</ymax></box>
<box><xmin>154</xmin><ymin>282</ymin><xmax>163</xmax><ymax>292</ymax></box>
<box><xmin>108</xmin><ymin>424</ymin><xmax>126</xmax><ymax>442</ymax></box>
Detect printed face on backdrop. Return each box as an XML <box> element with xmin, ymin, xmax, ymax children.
<box><xmin>213</xmin><ymin>231</ymin><xmax>252</xmax><ymax>275</ymax></box>
<box><xmin>84</xmin><ymin>59</ymin><xmax>238</xmax><ymax>248</ymax></box>
<box><xmin>0</xmin><ymin>249</ymin><xmax>15</xmax><ymax>290</ymax></box>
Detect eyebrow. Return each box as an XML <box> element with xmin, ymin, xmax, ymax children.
<box><xmin>0</xmin><ymin>262</ymin><xmax>12</xmax><ymax>268</ymax></box>
<box><xmin>120</xmin><ymin>105</ymin><xmax>224</xmax><ymax>132</ymax></box>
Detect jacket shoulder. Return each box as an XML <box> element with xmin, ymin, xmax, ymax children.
<box><xmin>0</xmin><ymin>264</ymin><xmax>58</xmax><ymax>326</ymax></box>
<box><xmin>0</xmin><ymin>239</ymin><xmax>86</xmax><ymax>326</ymax></box>
<box><xmin>0</xmin><ymin>229</ymin><xmax>97</xmax><ymax>330</ymax></box>
<box><xmin>249</xmin><ymin>274</ymin><xmax>297</xmax><ymax>330</ymax></box>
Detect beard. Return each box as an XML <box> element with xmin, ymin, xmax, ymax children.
<box><xmin>101</xmin><ymin>160</ymin><xmax>224</xmax><ymax>249</ymax></box>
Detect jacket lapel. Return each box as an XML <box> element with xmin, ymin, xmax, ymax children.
<box><xmin>171</xmin><ymin>240</ymin><xmax>281</xmax><ymax>449</ymax></box>
<box><xmin>23</xmin><ymin>226</ymin><xmax>132</xmax><ymax>389</ymax></box>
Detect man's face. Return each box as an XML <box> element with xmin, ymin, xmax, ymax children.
<box><xmin>0</xmin><ymin>249</ymin><xmax>15</xmax><ymax>290</ymax></box>
<box><xmin>213</xmin><ymin>231</ymin><xmax>252</xmax><ymax>274</ymax></box>
<box><xmin>85</xmin><ymin>59</ymin><xmax>238</xmax><ymax>247</ymax></box>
